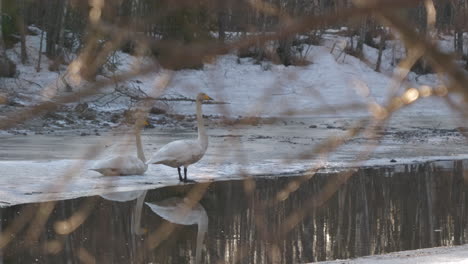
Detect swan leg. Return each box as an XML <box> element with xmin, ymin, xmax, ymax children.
<box><xmin>183</xmin><ymin>167</ymin><xmax>196</xmax><ymax>183</ymax></box>
<box><xmin>178</xmin><ymin>167</ymin><xmax>183</xmax><ymax>181</ymax></box>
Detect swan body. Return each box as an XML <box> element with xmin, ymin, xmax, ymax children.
<box><xmin>147</xmin><ymin>93</ymin><xmax>212</xmax><ymax>182</ymax></box>
<box><xmin>147</xmin><ymin>140</ymin><xmax>206</xmax><ymax>168</ymax></box>
<box><xmin>91</xmin><ymin>129</ymin><xmax>148</xmax><ymax>176</ymax></box>
<box><xmin>91</xmin><ymin>155</ymin><xmax>147</xmax><ymax>176</ymax></box>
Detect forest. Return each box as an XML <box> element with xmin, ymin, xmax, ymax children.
<box><xmin>0</xmin><ymin>0</ymin><xmax>467</xmax><ymax>77</ymax></box>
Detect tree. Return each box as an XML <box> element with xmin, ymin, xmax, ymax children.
<box><xmin>17</xmin><ymin>0</ymin><xmax>28</xmax><ymax>64</ymax></box>
<box><xmin>0</xmin><ymin>0</ymin><xmax>16</xmax><ymax>77</ymax></box>
<box><xmin>45</xmin><ymin>0</ymin><xmax>68</xmax><ymax>60</ymax></box>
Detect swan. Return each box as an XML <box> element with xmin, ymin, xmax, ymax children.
<box><xmin>147</xmin><ymin>93</ymin><xmax>213</xmax><ymax>182</ymax></box>
<box><xmin>146</xmin><ymin>197</ymin><xmax>208</xmax><ymax>264</ymax></box>
<box><xmin>91</xmin><ymin>126</ymin><xmax>148</xmax><ymax>176</ymax></box>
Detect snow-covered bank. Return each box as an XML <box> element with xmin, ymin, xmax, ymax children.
<box><xmin>1</xmin><ymin>111</ymin><xmax>468</xmax><ymax>206</ymax></box>
<box><xmin>318</xmin><ymin>244</ymin><xmax>468</xmax><ymax>263</ymax></box>
<box><xmin>2</xmin><ymin>152</ymin><xmax>468</xmax><ymax>206</ymax></box>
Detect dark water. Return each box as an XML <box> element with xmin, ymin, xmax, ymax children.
<box><xmin>2</xmin><ymin>160</ymin><xmax>468</xmax><ymax>263</ymax></box>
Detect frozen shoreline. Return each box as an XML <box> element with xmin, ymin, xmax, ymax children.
<box><xmin>318</xmin><ymin>244</ymin><xmax>468</xmax><ymax>263</ymax></box>
<box><xmin>1</xmin><ymin>124</ymin><xmax>468</xmax><ymax>206</ymax></box>
<box><xmin>2</xmin><ymin>111</ymin><xmax>468</xmax><ymax>206</ymax></box>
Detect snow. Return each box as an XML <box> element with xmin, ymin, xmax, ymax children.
<box><xmin>2</xmin><ymin>27</ymin><xmax>455</xmax><ymax>119</ymax></box>
<box><xmin>318</xmin><ymin>244</ymin><xmax>468</xmax><ymax>263</ymax></box>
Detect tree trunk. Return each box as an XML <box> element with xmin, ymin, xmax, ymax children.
<box><xmin>0</xmin><ymin>0</ymin><xmax>16</xmax><ymax>77</ymax></box>
<box><xmin>18</xmin><ymin>0</ymin><xmax>28</xmax><ymax>64</ymax></box>
<box><xmin>57</xmin><ymin>0</ymin><xmax>69</xmax><ymax>59</ymax></box>
<box><xmin>217</xmin><ymin>0</ymin><xmax>227</xmax><ymax>42</ymax></box>
<box><xmin>375</xmin><ymin>30</ymin><xmax>386</xmax><ymax>72</ymax></box>
<box><xmin>36</xmin><ymin>6</ymin><xmax>46</xmax><ymax>72</ymax></box>
<box><xmin>456</xmin><ymin>31</ymin><xmax>463</xmax><ymax>56</ymax></box>
<box><xmin>356</xmin><ymin>17</ymin><xmax>368</xmax><ymax>56</ymax></box>
<box><xmin>0</xmin><ymin>0</ymin><xmax>6</xmax><ymax>57</ymax></box>
<box><xmin>45</xmin><ymin>0</ymin><xmax>65</xmax><ymax>59</ymax></box>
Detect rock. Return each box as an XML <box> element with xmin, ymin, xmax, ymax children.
<box><xmin>0</xmin><ymin>57</ymin><xmax>16</xmax><ymax>77</ymax></box>
<box><xmin>7</xmin><ymin>100</ymin><xmax>24</xmax><ymax>107</ymax></box>
<box><xmin>75</xmin><ymin>103</ymin><xmax>89</xmax><ymax>113</ymax></box>
<box><xmin>150</xmin><ymin>107</ymin><xmax>167</xmax><ymax>115</ymax></box>
<box><xmin>309</xmin><ymin>125</ymin><xmax>317</xmax><ymax>128</ymax></box>
<box><xmin>155</xmin><ymin>117</ymin><xmax>167</xmax><ymax>125</ymax></box>
<box><xmin>170</xmin><ymin>114</ymin><xmax>185</xmax><ymax>121</ymax></box>
<box><xmin>80</xmin><ymin>110</ymin><xmax>97</xmax><ymax>120</ymax></box>
<box><xmin>145</xmin><ymin>122</ymin><xmax>155</xmax><ymax>128</ymax></box>
<box><xmin>54</xmin><ymin>122</ymin><xmax>64</xmax><ymax>128</ymax></box>
<box><xmin>110</xmin><ymin>113</ymin><xmax>121</xmax><ymax>123</ymax></box>
<box><xmin>64</xmin><ymin>116</ymin><xmax>75</xmax><ymax>124</ymax></box>
<box><xmin>185</xmin><ymin>116</ymin><xmax>196</xmax><ymax>122</ymax></box>
<box><xmin>43</xmin><ymin>112</ymin><xmax>62</xmax><ymax>120</ymax></box>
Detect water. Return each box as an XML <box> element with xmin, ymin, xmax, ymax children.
<box><xmin>1</xmin><ymin>160</ymin><xmax>468</xmax><ymax>263</ymax></box>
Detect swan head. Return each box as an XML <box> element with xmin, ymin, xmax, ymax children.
<box><xmin>196</xmin><ymin>93</ymin><xmax>213</xmax><ymax>102</ymax></box>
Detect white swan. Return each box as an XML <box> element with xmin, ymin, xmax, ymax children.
<box><xmin>91</xmin><ymin>127</ymin><xmax>148</xmax><ymax>176</ymax></box>
<box><xmin>147</xmin><ymin>93</ymin><xmax>213</xmax><ymax>182</ymax></box>
<box><xmin>146</xmin><ymin>197</ymin><xmax>208</xmax><ymax>264</ymax></box>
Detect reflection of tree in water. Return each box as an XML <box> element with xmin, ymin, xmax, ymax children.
<box><xmin>1</xmin><ymin>161</ymin><xmax>468</xmax><ymax>263</ymax></box>
<box><xmin>198</xmin><ymin>161</ymin><xmax>468</xmax><ymax>263</ymax></box>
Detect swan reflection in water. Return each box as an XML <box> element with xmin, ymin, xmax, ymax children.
<box><xmin>100</xmin><ymin>191</ymin><xmax>208</xmax><ymax>264</ymax></box>
<box><xmin>146</xmin><ymin>197</ymin><xmax>208</xmax><ymax>264</ymax></box>
<box><xmin>100</xmin><ymin>190</ymin><xmax>148</xmax><ymax>235</ymax></box>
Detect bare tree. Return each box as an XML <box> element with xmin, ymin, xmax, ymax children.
<box><xmin>18</xmin><ymin>0</ymin><xmax>28</xmax><ymax>64</ymax></box>
<box><xmin>0</xmin><ymin>0</ymin><xmax>15</xmax><ymax>77</ymax></box>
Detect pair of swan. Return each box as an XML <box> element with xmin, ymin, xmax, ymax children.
<box><xmin>91</xmin><ymin>93</ymin><xmax>213</xmax><ymax>182</ymax></box>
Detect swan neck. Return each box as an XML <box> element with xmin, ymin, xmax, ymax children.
<box><xmin>135</xmin><ymin>131</ymin><xmax>146</xmax><ymax>163</ymax></box>
<box><xmin>196</xmin><ymin>99</ymin><xmax>208</xmax><ymax>148</ymax></box>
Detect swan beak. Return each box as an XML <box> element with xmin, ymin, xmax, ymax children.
<box><xmin>203</xmin><ymin>95</ymin><xmax>214</xmax><ymax>101</ymax></box>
